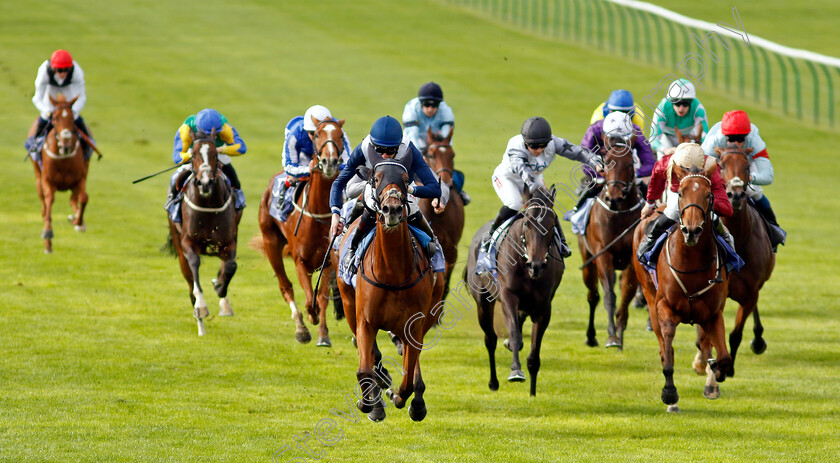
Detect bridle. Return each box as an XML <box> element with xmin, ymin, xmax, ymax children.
<box><xmin>46</xmin><ymin>102</ymin><xmax>80</xmax><ymax>159</ymax></box>
<box><xmin>371</xmin><ymin>161</ymin><xmax>409</xmax><ymax>225</ymax></box>
<box><xmin>423</xmin><ymin>143</ymin><xmax>454</xmax><ymax>185</ymax></box>
<box><xmin>312</xmin><ymin>120</ymin><xmax>343</xmax><ymax>173</ymax></box>
<box><xmin>677</xmin><ymin>173</ymin><xmax>713</xmax><ymax>234</ymax></box>
<box><xmin>517</xmin><ymin>203</ymin><xmax>560</xmax><ymax>263</ymax></box>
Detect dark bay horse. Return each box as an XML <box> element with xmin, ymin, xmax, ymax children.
<box><xmin>333</xmin><ymin>161</ymin><xmax>444</xmax><ymax>422</ymax></box>
<box><xmin>465</xmin><ymin>186</ymin><xmax>564</xmax><ymax>396</ymax></box>
<box><xmin>691</xmin><ymin>146</ymin><xmax>773</xmax><ymax>377</ymax></box>
<box><xmin>418</xmin><ymin>127</ymin><xmax>464</xmax><ymax>299</ymax></box>
<box><xmin>168</xmin><ymin>136</ymin><xmax>238</xmax><ymax>336</ymax></box>
<box><xmin>579</xmin><ymin>135</ymin><xmax>642</xmax><ymax>349</ymax></box>
<box><xmin>258</xmin><ymin>117</ymin><xmax>345</xmax><ymax>346</ymax></box>
<box><xmin>632</xmin><ymin>162</ymin><xmax>732</xmax><ymax>412</ymax></box>
<box><xmin>33</xmin><ymin>94</ymin><xmax>89</xmax><ymax>253</ymax></box>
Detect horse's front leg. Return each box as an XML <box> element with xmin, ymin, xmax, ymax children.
<box><xmin>596</xmin><ymin>256</ymin><xmax>619</xmax><ymax>348</ymax></box>
<box><xmin>500</xmin><ymin>292</ymin><xmax>526</xmax><ymax>382</ymax></box>
<box><xmin>728</xmin><ymin>293</ymin><xmax>758</xmax><ymax>376</ymax></box>
<box><xmin>581</xmin><ymin>260</ymin><xmax>601</xmax><ymax>347</ymax></box>
<box><xmin>527</xmin><ymin>310</ymin><xmax>551</xmax><ymax>397</ymax></box>
<box><xmin>314</xmin><ymin>268</ymin><xmax>333</xmax><ymax>347</ymax></box>
<box><xmin>657</xmin><ymin>302</ymin><xmax>679</xmax><ymax>411</ymax></box>
<box><xmin>184</xmin><ymin>247</ymin><xmax>208</xmax><ymax>336</ymax></box>
<box><xmin>69</xmin><ymin>177</ymin><xmax>88</xmax><ymax>232</ymax></box>
<box><xmin>215</xmin><ymin>245</ymin><xmax>238</xmax><ymax>317</ymax></box>
<box><xmin>707</xmin><ymin>309</ymin><xmax>733</xmax><ymax>382</ymax></box>
<box><xmin>751</xmin><ymin>307</ymin><xmax>767</xmax><ymax>355</ymax></box>
<box><xmin>294</xmin><ymin>259</ymin><xmax>320</xmax><ymax>327</ymax></box>
<box><xmin>616</xmin><ymin>266</ymin><xmax>638</xmax><ymax>348</ymax></box>
<box><xmin>408</xmin><ymin>360</ymin><xmax>427</xmax><ymax>422</ymax></box>
<box><xmin>41</xmin><ymin>181</ymin><xmax>56</xmax><ymax>253</ymax></box>
<box><xmin>695</xmin><ymin>325</ymin><xmax>719</xmax><ymax>399</ymax></box>
<box><xmin>355</xmin><ymin>320</ymin><xmax>384</xmax><ymax>421</ymax></box>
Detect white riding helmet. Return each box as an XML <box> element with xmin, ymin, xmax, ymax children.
<box><xmin>668</xmin><ymin>142</ymin><xmax>715</xmax><ymax>183</ymax></box>
<box><xmin>667</xmin><ymin>78</ymin><xmax>696</xmax><ymax>102</ymax></box>
<box><xmin>303</xmin><ymin>105</ymin><xmax>333</xmax><ymax>131</ymax></box>
<box><xmin>603</xmin><ymin>111</ymin><xmax>634</xmax><ymax>139</ymax></box>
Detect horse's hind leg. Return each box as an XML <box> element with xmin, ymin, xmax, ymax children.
<box><xmin>596</xmin><ymin>258</ymin><xmax>620</xmax><ymax>348</ymax></box>
<box><xmin>408</xmin><ymin>361</ymin><xmax>427</xmax><ymax>422</ymax></box>
<box><xmin>615</xmin><ymin>267</ymin><xmax>638</xmax><ymax>349</ymax></box>
<box><xmin>69</xmin><ymin>179</ymin><xmax>88</xmax><ymax>231</ymax></box>
<box><xmin>355</xmin><ymin>321</ymin><xmax>384</xmax><ymax>421</ymax></box>
<box><xmin>262</xmin><ymin>222</ymin><xmax>310</xmax><ymax>343</ymax></box>
<box><xmin>184</xmin><ymin>248</ymin><xmax>208</xmax><ymax>336</ymax></box>
<box><xmin>657</xmin><ymin>309</ymin><xmax>679</xmax><ymax>411</ymax></box>
<box><xmin>314</xmin><ymin>269</ymin><xmax>333</xmax><ymax>347</ymax></box>
<box><xmin>527</xmin><ymin>310</ymin><xmax>551</xmax><ymax>397</ymax></box>
<box><xmin>477</xmin><ymin>297</ymin><xmax>499</xmax><ymax>391</ymax></box>
<box><xmin>41</xmin><ymin>182</ymin><xmax>56</xmax><ymax>253</ymax></box>
<box><xmin>695</xmin><ymin>326</ymin><xmax>720</xmax><ymax>399</ymax></box>
<box><xmin>707</xmin><ymin>311</ymin><xmax>733</xmax><ymax>382</ymax></box>
<box><xmin>750</xmin><ymin>306</ymin><xmax>767</xmax><ymax>355</ymax></box>
<box><xmin>215</xmin><ymin>246</ymin><xmax>238</xmax><ymax>316</ymax></box>
<box><xmin>582</xmin><ymin>262</ymin><xmax>600</xmax><ymax>347</ymax></box>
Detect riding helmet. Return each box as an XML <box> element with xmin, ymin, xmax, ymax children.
<box><xmin>303</xmin><ymin>105</ymin><xmax>333</xmax><ymax>131</ymax></box>
<box><xmin>369</xmin><ymin>116</ymin><xmax>403</xmax><ymax>147</ymax></box>
<box><xmin>607</xmin><ymin>89</ymin><xmax>635</xmax><ymax>112</ymax></box>
<box><xmin>50</xmin><ymin>49</ymin><xmax>73</xmax><ymax>69</ymax></box>
<box><xmin>418</xmin><ymin>82</ymin><xmax>443</xmax><ymax>101</ymax></box>
<box><xmin>521</xmin><ymin>117</ymin><xmax>552</xmax><ymax>144</ymax></box>
<box><xmin>603</xmin><ymin>111</ymin><xmax>633</xmax><ymax>138</ymax></box>
<box><xmin>196</xmin><ymin>109</ymin><xmax>224</xmax><ymax>134</ymax></box>
<box><xmin>667</xmin><ymin>78</ymin><xmax>696</xmax><ymax>102</ymax></box>
<box><xmin>721</xmin><ymin>110</ymin><xmax>751</xmax><ymax>135</ymax></box>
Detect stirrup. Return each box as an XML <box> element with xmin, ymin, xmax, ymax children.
<box><xmin>459</xmin><ymin>190</ymin><xmax>471</xmax><ymax>206</ymax></box>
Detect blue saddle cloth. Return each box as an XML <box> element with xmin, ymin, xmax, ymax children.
<box><xmin>640</xmin><ymin>227</ymin><xmax>745</xmax><ymax>288</ymax></box>
<box><xmin>268</xmin><ymin>174</ymin><xmax>297</xmax><ymax>222</ymax></box>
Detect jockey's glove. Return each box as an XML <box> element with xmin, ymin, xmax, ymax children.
<box><xmin>179</xmin><ymin>151</ymin><xmax>192</xmax><ymax>164</ymax></box>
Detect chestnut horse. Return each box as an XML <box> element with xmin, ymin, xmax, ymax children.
<box><xmin>632</xmin><ymin>162</ymin><xmax>732</xmax><ymax>412</ymax></box>
<box><xmin>258</xmin><ymin>117</ymin><xmax>345</xmax><ymax>347</ymax></box>
<box><xmin>579</xmin><ymin>136</ymin><xmax>642</xmax><ymax>349</ymax></box>
<box><xmin>333</xmin><ymin>161</ymin><xmax>444</xmax><ymax>422</ymax></box>
<box><xmin>168</xmin><ymin>136</ymin><xmax>238</xmax><ymax>336</ymax></box>
<box><xmin>418</xmin><ymin>127</ymin><xmax>464</xmax><ymax>299</ymax></box>
<box><xmin>465</xmin><ymin>186</ymin><xmax>565</xmax><ymax>396</ymax></box>
<box><xmin>675</xmin><ymin>122</ymin><xmax>703</xmax><ymax>144</ymax></box>
<box><xmin>33</xmin><ymin>94</ymin><xmax>89</xmax><ymax>253</ymax></box>
<box><xmin>691</xmin><ymin>146</ymin><xmax>773</xmax><ymax>377</ymax></box>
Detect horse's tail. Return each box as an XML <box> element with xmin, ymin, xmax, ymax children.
<box><xmin>248</xmin><ymin>233</ymin><xmax>266</xmax><ymax>256</ymax></box>
<box><xmin>160</xmin><ymin>229</ymin><xmax>176</xmax><ymax>256</ymax></box>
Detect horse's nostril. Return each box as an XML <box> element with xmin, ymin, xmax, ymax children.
<box><xmin>727</xmin><ymin>192</ymin><xmax>733</xmax><ymax>198</ymax></box>
<box><xmin>382</xmin><ymin>205</ymin><xmax>390</xmax><ymax>214</ymax></box>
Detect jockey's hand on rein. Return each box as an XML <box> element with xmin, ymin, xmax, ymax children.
<box><xmin>180</xmin><ymin>151</ymin><xmax>192</xmax><ymax>164</ymax></box>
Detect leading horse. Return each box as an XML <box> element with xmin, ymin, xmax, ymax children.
<box><xmin>465</xmin><ymin>185</ymin><xmax>565</xmax><ymax>396</ymax></box>
<box><xmin>418</xmin><ymin>127</ymin><xmax>464</xmax><ymax>300</ymax></box>
<box><xmin>33</xmin><ymin>94</ymin><xmax>89</xmax><ymax>253</ymax></box>
<box><xmin>632</xmin><ymin>162</ymin><xmax>732</xmax><ymax>412</ymax></box>
<box><xmin>579</xmin><ymin>135</ymin><xmax>642</xmax><ymax>349</ymax></box>
<box><xmin>168</xmin><ymin>135</ymin><xmax>238</xmax><ymax>336</ymax></box>
<box><xmin>258</xmin><ymin>117</ymin><xmax>345</xmax><ymax>346</ymax></box>
<box><xmin>333</xmin><ymin>161</ymin><xmax>444</xmax><ymax>422</ymax></box>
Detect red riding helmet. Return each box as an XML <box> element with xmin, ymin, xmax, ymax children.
<box><xmin>721</xmin><ymin>110</ymin><xmax>751</xmax><ymax>135</ymax></box>
<box><xmin>50</xmin><ymin>49</ymin><xmax>74</xmax><ymax>69</ymax></box>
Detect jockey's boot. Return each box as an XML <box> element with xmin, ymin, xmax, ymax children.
<box><xmin>458</xmin><ymin>189</ymin><xmax>471</xmax><ymax>206</ymax></box>
<box><xmin>407</xmin><ymin>211</ymin><xmax>440</xmax><ymax>257</ymax></box>
<box><xmin>221</xmin><ymin>163</ymin><xmax>246</xmax><ymax>211</ymax></box>
<box><xmin>343</xmin><ymin>209</ymin><xmax>375</xmax><ymax>274</ymax></box>
<box><xmin>713</xmin><ymin>215</ymin><xmax>736</xmax><ymax>250</ymax></box>
<box><xmin>166</xmin><ymin>167</ymin><xmax>193</xmax><ymax>208</ymax></box>
<box><xmin>553</xmin><ymin>216</ymin><xmax>572</xmax><ymax>258</ymax></box>
<box><xmin>480</xmin><ymin>205</ymin><xmax>519</xmax><ymax>255</ymax></box>
<box><xmin>275</xmin><ymin>177</ymin><xmax>291</xmax><ymax>210</ymax></box>
<box><xmin>25</xmin><ymin>116</ymin><xmax>50</xmax><ymax>153</ymax></box>
<box><xmin>636</xmin><ymin>213</ymin><xmax>676</xmax><ymax>263</ymax></box>
<box><xmin>753</xmin><ymin>195</ymin><xmax>786</xmax><ymax>250</ymax></box>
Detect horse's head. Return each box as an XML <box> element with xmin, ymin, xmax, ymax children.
<box><xmin>371</xmin><ymin>161</ymin><xmax>409</xmax><ymax>229</ymax></box>
<box><xmin>190</xmin><ymin>133</ymin><xmax>220</xmax><ymax>197</ymax></box>
<box><xmin>601</xmin><ymin>133</ymin><xmax>637</xmax><ymax>208</ymax></box>
<box><xmin>424</xmin><ymin>127</ymin><xmax>455</xmax><ymax>187</ymax></box>
<box><xmin>521</xmin><ymin>185</ymin><xmax>558</xmax><ymax>279</ymax></box>
<box><xmin>49</xmin><ymin>94</ymin><xmax>79</xmax><ymax>156</ymax></box>
<box><xmin>311</xmin><ymin>116</ymin><xmax>345</xmax><ymax>179</ymax></box>
<box><xmin>716</xmin><ymin>146</ymin><xmax>754</xmax><ymax>211</ymax></box>
<box><xmin>675</xmin><ymin>122</ymin><xmax>703</xmax><ymax>144</ymax></box>
<box><xmin>674</xmin><ymin>162</ymin><xmax>716</xmax><ymax>246</ymax></box>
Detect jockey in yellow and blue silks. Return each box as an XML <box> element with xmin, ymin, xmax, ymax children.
<box><xmin>166</xmin><ymin>109</ymin><xmax>246</xmax><ymax>221</ymax></box>
<box><xmin>648</xmin><ymin>79</ymin><xmax>709</xmax><ymax>157</ymax></box>
<box><xmin>590</xmin><ymin>89</ymin><xmax>648</xmax><ymax>131</ymax></box>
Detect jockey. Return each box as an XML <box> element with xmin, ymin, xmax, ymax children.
<box><xmin>402</xmin><ymin>81</ymin><xmax>471</xmax><ymax>205</ymax></box>
<box><xmin>702</xmin><ymin>110</ymin><xmax>785</xmax><ymax>249</ymax></box>
<box><xmin>636</xmin><ymin>143</ymin><xmax>734</xmax><ymax>263</ymax></box>
<box><xmin>648</xmin><ymin>79</ymin><xmax>710</xmax><ymax>157</ymax></box>
<box><xmin>275</xmin><ymin>105</ymin><xmax>352</xmax><ymax>208</ymax></box>
<box><xmin>480</xmin><ymin>116</ymin><xmax>604</xmax><ymax>258</ymax></box>
<box><xmin>168</xmin><ymin>109</ymin><xmax>246</xmax><ymax>218</ymax></box>
<box><xmin>577</xmin><ymin>111</ymin><xmax>655</xmax><ymax>206</ymax></box>
<box><xmin>25</xmin><ymin>49</ymin><xmax>94</xmax><ymax>159</ymax></box>
<box><xmin>590</xmin><ymin>89</ymin><xmax>649</xmax><ymax>130</ymax></box>
<box><xmin>329</xmin><ymin>116</ymin><xmax>444</xmax><ymax>273</ymax></box>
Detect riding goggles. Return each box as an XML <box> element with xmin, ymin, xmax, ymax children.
<box><xmin>421</xmin><ymin>100</ymin><xmax>440</xmax><ymax>108</ymax></box>
<box><xmin>373</xmin><ymin>143</ymin><xmax>399</xmax><ymax>156</ymax></box>
<box><xmin>726</xmin><ymin>134</ymin><xmax>747</xmax><ymax>143</ymax></box>
<box><xmin>672</xmin><ymin>99</ymin><xmax>692</xmax><ymax>107</ymax></box>
<box><xmin>526</xmin><ymin>142</ymin><xmax>548</xmax><ymax>150</ymax></box>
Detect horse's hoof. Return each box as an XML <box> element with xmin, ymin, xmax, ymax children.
<box><xmin>585</xmin><ymin>338</ymin><xmax>599</xmax><ymax>347</ymax></box>
<box><xmin>67</xmin><ymin>214</ymin><xmax>74</xmax><ymax>223</ymax></box>
<box><xmin>295</xmin><ymin>329</ymin><xmax>312</xmax><ymax>344</ymax></box>
<box><xmin>661</xmin><ymin>386</ymin><xmax>679</xmax><ymax>405</ymax></box>
<box><xmin>385</xmin><ymin>388</ymin><xmax>397</xmax><ymax>404</ymax></box>
<box><xmin>351</xmin><ymin>336</ymin><xmax>357</xmax><ymax>348</ymax></box>
<box><xmin>666</xmin><ymin>404</ymin><xmax>680</xmax><ymax>413</ymax></box>
<box><xmin>74</xmin><ymin>224</ymin><xmax>86</xmax><ymax>232</ymax></box>
<box><xmin>367</xmin><ymin>407</ymin><xmax>386</xmax><ymax>422</ymax></box>
<box><xmin>750</xmin><ymin>337</ymin><xmax>767</xmax><ymax>355</ymax></box>
<box><xmin>307</xmin><ymin>312</ymin><xmax>320</xmax><ymax>326</ymax></box>
<box><xmin>646</xmin><ymin>318</ymin><xmax>654</xmax><ymax>332</ymax></box>
<box><xmin>356</xmin><ymin>400</ymin><xmax>373</xmax><ymax>414</ymax></box>
<box><xmin>703</xmin><ymin>384</ymin><xmax>721</xmax><ymax>399</ymax></box>
<box><xmin>508</xmin><ymin>370</ymin><xmax>526</xmax><ymax>382</ymax></box>
<box><xmin>219</xmin><ymin>299</ymin><xmax>234</xmax><ymax>316</ymax></box>
<box><xmin>605</xmin><ymin>336</ymin><xmax>622</xmax><ymax>349</ymax></box>
<box><xmin>41</xmin><ymin>230</ymin><xmax>54</xmax><ymax>239</ymax></box>
<box><xmin>489</xmin><ymin>379</ymin><xmax>499</xmax><ymax>391</ymax></box>
<box><xmin>316</xmin><ymin>336</ymin><xmax>331</xmax><ymax>347</ymax></box>
<box><xmin>44</xmin><ymin>248</ymin><xmax>53</xmax><ymax>254</ymax></box>
<box><xmin>408</xmin><ymin>403</ymin><xmax>427</xmax><ymax>422</ymax></box>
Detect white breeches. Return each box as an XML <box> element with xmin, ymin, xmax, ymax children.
<box><xmin>663</xmin><ymin>190</ymin><xmax>681</xmax><ymax>221</ymax></box>
<box><xmin>491</xmin><ymin>166</ymin><xmax>544</xmax><ymax>210</ymax></box>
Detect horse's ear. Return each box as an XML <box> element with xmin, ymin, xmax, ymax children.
<box><xmin>445</xmin><ymin>127</ymin><xmax>453</xmax><ymax>143</ymax></box>
<box><xmin>355</xmin><ymin>166</ymin><xmax>370</xmax><ymax>180</ymax></box>
<box><xmin>744</xmin><ymin>147</ymin><xmax>754</xmax><ymax>155</ymax></box>
<box><xmin>523</xmin><ymin>183</ymin><xmax>532</xmax><ymax>200</ymax></box>
<box><xmin>714</xmin><ymin>147</ymin><xmax>723</xmax><ymax>155</ymax></box>
<box><xmin>68</xmin><ymin>96</ymin><xmax>79</xmax><ymax>106</ymax></box>
<box><xmin>549</xmin><ymin>183</ymin><xmax>557</xmax><ymax>200</ymax></box>
<box><xmin>311</xmin><ymin>114</ymin><xmax>321</xmax><ymax>128</ymax></box>
<box><xmin>674</xmin><ymin>126</ymin><xmax>683</xmax><ymax>140</ymax></box>
<box><xmin>426</xmin><ymin>126</ymin><xmax>434</xmax><ymax>142</ymax></box>
<box><xmin>673</xmin><ymin>163</ymin><xmax>689</xmax><ymax>181</ymax></box>
<box><xmin>337</xmin><ymin>119</ymin><xmax>345</xmax><ymax>128</ymax></box>
<box><xmin>702</xmin><ymin>159</ymin><xmax>717</xmax><ymax>179</ymax></box>
<box><xmin>401</xmin><ymin>171</ymin><xmax>410</xmax><ymax>186</ymax></box>
<box><xmin>49</xmin><ymin>95</ymin><xmax>58</xmax><ymax>106</ymax></box>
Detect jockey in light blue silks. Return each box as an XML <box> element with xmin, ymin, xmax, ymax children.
<box><xmin>402</xmin><ymin>81</ymin><xmax>471</xmax><ymax>205</ymax></box>
<box><xmin>649</xmin><ymin>79</ymin><xmax>710</xmax><ymax>158</ymax></box>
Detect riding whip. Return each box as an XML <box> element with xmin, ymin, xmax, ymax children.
<box><xmin>132</xmin><ymin>163</ymin><xmax>182</xmax><ymax>184</ymax></box>
<box><xmin>310</xmin><ymin>231</ymin><xmax>339</xmax><ymax>315</ymax></box>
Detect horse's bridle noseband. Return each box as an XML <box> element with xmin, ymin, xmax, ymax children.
<box><xmin>677</xmin><ymin>174</ymin><xmax>713</xmax><ymax>231</ymax></box>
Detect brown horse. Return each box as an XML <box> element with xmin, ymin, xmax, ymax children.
<box><xmin>333</xmin><ymin>161</ymin><xmax>444</xmax><ymax>422</ymax></box>
<box><xmin>418</xmin><ymin>127</ymin><xmax>464</xmax><ymax>299</ymax></box>
<box><xmin>465</xmin><ymin>186</ymin><xmax>565</xmax><ymax>396</ymax></box>
<box><xmin>32</xmin><ymin>94</ymin><xmax>89</xmax><ymax>253</ymax></box>
<box><xmin>168</xmin><ymin>136</ymin><xmax>238</xmax><ymax>336</ymax></box>
<box><xmin>675</xmin><ymin>122</ymin><xmax>703</xmax><ymax>144</ymax></box>
<box><xmin>691</xmin><ymin>146</ymin><xmax>773</xmax><ymax>377</ymax></box>
<box><xmin>579</xmin><ymin>136</ymin><xmax>642</xmax><ymax>349</ymax></box>
<box><xmin>258</xmin><ymin>117</ymin><xmax>345</xmax><ymax>346</ymax></box>
<box><xmin>632</xmin><ymin>162</ymin><xmax>732</xmax><ymax>412</ymax></box>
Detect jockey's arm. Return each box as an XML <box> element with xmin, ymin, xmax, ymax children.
<box><xmin>172</xmin><ymin>124</ymin><xmax>193</xmax><ymax>164</ymax></box>
<box><xmin>67</xmin><ymin>66</ymin><xmax>86</xmax><ymax>118</ymax></box>
<box><xmin>32</xmin><ymin>64</ymin><xmax>52</xmax><ymax>117</ymax></box>
<box><xmin>217</xmin><ymin>124</ymin><xmax>246</xmax><ymax>156</ymax></box>
<box><xmin>750</xmin><ymin>156</ymin><xmax>774</xmax><ymax>185</ymax></box>
<box><xmin>408</xmin><ymin>146</ymin><xmax>441</xmax><ymax>199</ymax></box>
<box><xmin>283</xmin><ymin>137</ymin><xmax>310</xmax><ymax>179</ymax></box>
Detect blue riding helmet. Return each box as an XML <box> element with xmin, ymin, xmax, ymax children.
<box><xmin>370</xmin><ymin>116</ymin><xmax>403</xmax><ymax>147</ymax></box>
<box><xmin>418</xmin><ymin>82</ymin><xmax>443</xmax><ymax>101</ymax></box>
<box><xmin>607</xmin><ymin>89</ymin><xmax>635</xmax><ymax>112</ymax></box>
<box><xmin>196</xmin><ymin>109</ymin><xmax>223</xmax><ymax>133</ymax></box>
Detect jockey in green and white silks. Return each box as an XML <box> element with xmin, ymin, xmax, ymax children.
<box><xmin>648</xmin><ymin>79</ymin><xmax>709</xmax><ymax>157</ymax></box>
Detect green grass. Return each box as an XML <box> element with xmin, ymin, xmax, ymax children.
<box><xmin>1</xmin><ymin>1</ymin><xmax>838</xmax><ymax>462</ymax></box>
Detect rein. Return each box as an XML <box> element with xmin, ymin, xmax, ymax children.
<box><xmin>664</xmin><ymin>233</ymin><xmax>724</xmax><ymax>320</ymax></box>
<box><xmin>579</xmin><ymin>214</ymin><xmax>642</xmax><ymax>269</ymax></box>
<box><xmin>182</xmin><ymin>172</ymin><xmax>233</xmax><ymax>213</ymax></box>
<box><xmin>292</xmin><ymin>183</ymin><xmax>333</xmax><ymax>220</ymax></box>
<box><xmin>359</xmin><ymin>233</ymin><xmax>431</xmax><ymax>291</ymax></box>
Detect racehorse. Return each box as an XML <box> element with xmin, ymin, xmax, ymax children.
<box><xmin>332</xmin><ymin>161</ymin><xmax>444</xmax><ymax>422</ymax></box>
<box><xmin>579</xmin><ymin>135</ymin><xmax>642</xmax><ymax>349</ymax></box>
<box><xmin>465</xmin><ymin>185</ymin><xmax>565</xmax><ymax>396</ymax></box>
<box><xmin>675</xmin><ymin>122</ymin><xmax>703</xmax><ymax>144</ymax></box>
<box><xmin>418</xmin><ymin>127</ymin><xmax>464</xmax><ymax>300</ymax></box>
<box><xmin>691</xmin><ymin>146</ymin><xmax>773</xmax><ymax>376</ymax></box>
<box><xmin>32</xmin><ymin>94</ymin><xmax>89</xmax><ymax>253</ymax></box>
<box><xmin>168</xmin><ymin>135</ymin><xmax>238</xmax><ymax>336</ymax></box>
<box><xmin>632</xmin><ymin>161</ymin><xmax>732</xmax><ymax>412</ymax></box>
<box><xmin>258</xmin><ymin>117</ymin><xmax>345</xmax><ymax>346</ymax></box>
